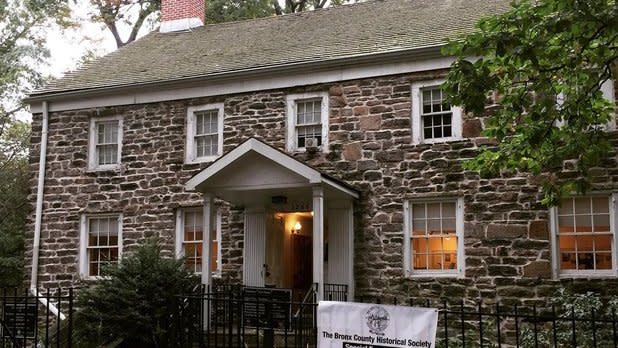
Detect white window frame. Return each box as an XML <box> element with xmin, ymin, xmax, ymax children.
<box><xmin>403</xmin><ymin>197</ymin><xmax>465</xmax><ymax>278</ymax></box>
<box><xmin>88</xmin><ymin>115</ymin><xmax>123</xmax><ymax>171</ymax></box>
<box><xmin>411</xmin><ymin>79</ymin><xmax>462</xmax><ymax>144</ymax></box>
<box><xmin>175</xmin><ymin>207</ymin><xmax>222</xmax><ymax>277</ymax></box>
<box><xmin>286</xmin><ymin>92</ymin><xmax>329</xmax><ymax>152</ymax></box>
<box><xmin>185</xmin><ymin>103</ymin><xmax>224</xmax><ymax>164</ymax></box>
<box><xmin>549</xmin><ymin>193</ymin><xmax>618</xmax><ymax>279</ymax></box>
<box><xmin>79</xmin><ymin>214</ymin><xmax>123</xmax><ymax>280</ymax></box>
<box><xmin>555</xmin><ymin>78</ymin><xmax>615</xmax><ymax>129</ymax></box>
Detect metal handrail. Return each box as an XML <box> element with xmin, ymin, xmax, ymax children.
<box><xmin>293</xmin><ymin>283</ymin><xmax>317</xmax><ymax>319</ymax></box>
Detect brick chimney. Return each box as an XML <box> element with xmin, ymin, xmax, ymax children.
<box><xmin>160</xmin><ymin>0</ymin><xmax>205</xmax><ymax>33</ymax></box>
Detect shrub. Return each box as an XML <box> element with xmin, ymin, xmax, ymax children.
<box><xmin>74</xmin><ymin>239</ymin><xmax>199</xmax><ymax>348</ymax></box>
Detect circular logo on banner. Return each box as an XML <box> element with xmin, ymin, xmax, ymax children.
<box><xmin>365</xmin><ymin>305</ymin><xmax>390</xmax><ymax>335</ymax></box>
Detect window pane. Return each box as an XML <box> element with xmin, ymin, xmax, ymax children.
<box><xmin>573</xmin><ymin>198</ymin><xmax>591</xmax><ymax>215</ymax></box>
<box><xmin>592</xmin><ymin>197</ymin><xmax>609</xmax><ymax>214</ymax></box>
<box><xmin>412</xmin><ymin>219</ymin><xmax>426</xmax><ymax>235</ymax></box>
<box><xmin>575</xmin><ymin>215</ymin><xmax>592</xmax><ymax>233</ymax></box>
<box><xmin>558</xmin><ymin>215</ymin><xmax>575</xmax><ymax>233</ymax></box>
<box><xmin>577</xmin><ymin>253</ymin><xmax>595</xmax><ymax>270</ymax></box>
<box><xmin>593</xmin><ymin>214</ymin><xmax>610</xmax><ymax>232</ymax></box>
<box><xmin>576</xmin><ymin>235</ymin><xmax>594</xmax><ymax>252</ymax></box>
<box><xmin>596</xmin><ymin>253</ymin><xmax>612</xmax><ymax>270</ymax></box>
<box><xmin>595</xmin><ymin>235</ymin><xmax>612</xmax><ymax>252</ymax></box>
<box><xmin>559</xmin><ymin>235</ymin><xmax>576</xmax><ymax>252</ymax></box>
<box><xmin>561</xmin><ymin>253</ymin><xmax>576</xmax><ymax>270</ymax></box>
<box><xmin>559</xmin><ymin>199</ymin><xmax>574</xmax><ymax>215</ymax></box>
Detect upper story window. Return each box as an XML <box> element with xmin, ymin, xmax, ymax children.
<box><xmin>411</xmin><ymin>80</ymin><xmax>462</xmax><ymax>144</ymax></box>
<box><xmin>286</xmin><ymin>92</ymin><xmax>329</xmax><ymax>152</ymax></box>
<box><xmin>404</xmin><ymin>198</ymin><xmax>464</xmax><ymax>277</ymax></box>
<box><xmin>88</xmin><ymin>116</ymin><xmax>123</xmax><ymax>170</ymax></box>
<box><xmin>551</xmin><ymin>195</ymin><xmax>617</xmax><ymax>278</ymax></box>
<box><xmin>186</xmin><ymin>103</ymin><xmax>224</xmax><ymax>164</ymax></box>
<box><xmin>175</xmin><ymin>207</ymin><xmax>222</xmax><ymax>276</ymax></box>
<box><xmin>79</xmin><ymin>214</ymin><xmax>123</xmax><ymax>278</ymax></box>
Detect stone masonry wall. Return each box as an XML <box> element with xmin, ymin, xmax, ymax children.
<box><xmin>26</xmin><ymin>68</ymin><xmax>618</xmax><ymax>305</ymax></box>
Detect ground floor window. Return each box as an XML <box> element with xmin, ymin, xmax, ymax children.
<box><xmin>404</xmin><ymin>198</ymin><xmax>464</xmax><ymax>277</ymax></box>
<box><xmin>552</xmin><ymin>195</ymin><xmax>617</xmax><ymax>277</ymax></box>
<box><xmin>175</xmin><ymin>207</ymin><xmax>221</xmax><ymax>275</ymax></box>
<box><xmin>79</xmin><ymin>214</ymin><xmax>123</xmax><ymax>278</ymax></box>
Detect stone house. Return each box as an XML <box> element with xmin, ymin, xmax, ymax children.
<box><xmin>25</xmin><ymin>0</ymin><xmax>618</xmax><ymax>305</ymax></box>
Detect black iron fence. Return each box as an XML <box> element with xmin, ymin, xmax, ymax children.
<box><xmin>0</xmin><ymin>288</ymin><xmax>73</xmax><ymax>348</ymax></box>
<box><xmin>358</xmin><ymin>296</ymin><xmax>618</xmax><ymax>348</ymax></box>
<box><xmin>172</xmin><ymin>289</ymin><xmax>618</xmax><ymax>348</ymax></box>
<box><xmin>169</xmin><ymin>285</ymin><xmax>318</xmax><ymax>348</ymax></box>
<box><xmin>2</xmin><ymin>285</ymin><xmax>617</xmax><ymax>348</ymax></box>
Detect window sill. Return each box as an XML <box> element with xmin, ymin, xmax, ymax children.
<box><xmin>185</xmin><ymin>155</ymin><xmax>220</xmax><ymax>165</ymax></box>
<box><xmin>87</xmin><ymin>164</ymin><xmax>121</xmax><ymax>173</ymax></box>
<box><xmin>407</xmin><ymin>271</ymin><xmax>463</xmax><ymax>279</ymax></box>
<box><xmin>557</xmin><ymin>271</ymin><xmax>618</xmax><ymax>279</ymax></box>
<box><xmin>413</xmin><ymin>137</ymin><xmax>464</xmax><ymax>145</ymax></box>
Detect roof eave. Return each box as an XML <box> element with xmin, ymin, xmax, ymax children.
<box><xmin>25</xmin><ymin>45</ymin><xmax>445</xmax><ymax>104</ymax></box>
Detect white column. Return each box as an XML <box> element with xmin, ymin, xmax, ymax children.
<box><xmin>202</xmin><ymin>193</ymin><xmax>215</xmax><ymax>287</ymax></box>
<box><xmin>313</xmin><ymin>186</ymin><xmax>325</xmax><ymax>300</ymax></box>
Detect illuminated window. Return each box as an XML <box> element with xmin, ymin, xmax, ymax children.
<box><xmin>404</xmin><ymin>198</ymin><xmax>464</xmax><ymax>276</ymax></box>
<box><xmin>411</xmin><ymin>80</ymin><xmax>462</xmax><ymax>144</ymax></box>
<box><xmin>175</xmin><ymin>208</ymin><xmax>221</xmax><ymax>275</ymax></box>
<box><xmin>79</xmin><ymin>215</ymin><xmax>123</xmax><ymax>278</ymax></box>
<box><xmin>286</xmin><ymin>92</ymin><xmax>329</xmax><ymax>152</ymax></box>
<box><xmin>552</xmin><ymin>196</ymin><xmax>617</xmax><ymax>277</ymax></box>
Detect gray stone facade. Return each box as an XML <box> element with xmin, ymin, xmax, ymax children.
<box><xmin>27</xmin><ymin>68</ymin><xmax>618</xmax><ymax>304</ymax></box>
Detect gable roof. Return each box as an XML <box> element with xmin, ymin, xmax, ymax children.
<box><xmin>33</xmin><ymin>0</ymin><xmax>510</xmax><ymax>98</ymax></box>
<box><xmin>185</xmin><ymin>137</ymin><xmax>359</xmax><ymax>203</ymax></box>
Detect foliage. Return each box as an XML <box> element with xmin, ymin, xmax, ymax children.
<box><xmin>0</xmin><ymin>0</ymin><xmax>70</xmax><ymax>287</ymax></box>
<box><xmin>443</xmin><ymin>0</ymin><xmax>618</xmax><ymax>206</ymax></box>
<box><xmin>74</xmin><ymin>239</ymin><xmax>200</xmax><ymax>348</ymax></box>
<box><xmin>520</xmin><ymin>289</ymin><xmax>618</xmax><ymax>347</ymax></box>
<box><xmin>0</xmin><ymin>0</ymin><xmax>71</xmax><ymax>134</ymax></box>
<box><xmin>0</xmin><ymin>121</ymin><xmax>30</xmax><ymax>288</ymax></box>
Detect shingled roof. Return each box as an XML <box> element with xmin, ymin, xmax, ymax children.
<box><xmin>34</xmin><ymin>0</ymin><xmax>511</xmax><ymax>97</ymax></box>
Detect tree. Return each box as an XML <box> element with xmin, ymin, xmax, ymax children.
<box><xmin>74</xmin><ymin>239</ymin><xmax>199</xmax><ymax>347</ymax></box>
<box><xmin>88</xmin><ymin>0</ymin><xmax>160</xmax><ymax>48</ymax></box>
<box><xmin>443</xmin><ymin>0</ymin><xmax>617</xmax><ymax>205</ymax></box>
<box><xmin>0</xmin><ymin>0</ymin><xmax>71</xmax><ymax>287</ymax></box>
<box><xmin>0</xmin><ymin>122</ymin><xmax>30</xmax><ymax>288</ymax></box>
<box><xmin>0</xmin><ymin>0</ymin><xmax>71</xmax><ymax>136</ymax></box>
<box><xmin>88</xmin><ymin>0</ymin><xmax>353</xmax><ymax>47</ymax></box>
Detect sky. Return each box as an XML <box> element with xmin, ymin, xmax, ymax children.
<box><xmin>15</xmin><ymin>2</ymin><xmax>155</xmax><ymax>121</ymax></box>
<box><xmin>45</xmin><ymin>2</ymin><xmax>156</xmax><ymax>78</ymax></box>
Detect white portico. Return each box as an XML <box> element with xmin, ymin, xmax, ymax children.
<box><xmin>185</xmin><ymin>138</ymin><xmax>358</xmax><ymax>300</ymax></box>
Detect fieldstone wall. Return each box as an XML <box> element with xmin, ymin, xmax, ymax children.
<box><xmin>26</xmin><ymin>68</ymin><xmax>618</xmax><ymax>304</ymax></box>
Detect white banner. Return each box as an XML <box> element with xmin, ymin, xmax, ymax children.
<box><xmin>317</xmin><ymin>301</ymin><xmax>438</xmax><ymax>348</ymax></box>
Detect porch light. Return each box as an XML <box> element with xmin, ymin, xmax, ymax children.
<box><xmin>293</xmin><ymin>221</ymin><xmax>302</xmax><ymax>234</ymax></box>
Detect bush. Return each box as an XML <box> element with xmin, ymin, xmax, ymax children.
<box><xmin>74</xmin><ymin>239</ymin><xmax>199</xmax><ymax>348</ymax></box>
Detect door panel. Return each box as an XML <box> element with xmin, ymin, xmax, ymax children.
<box><xmin>243</xmin><ymin>211</ymin><xmax>266</xmax><ymax>287</ymax></box>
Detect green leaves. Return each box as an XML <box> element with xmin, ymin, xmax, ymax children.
<box><xmin>443</xmin><ymin>0</ymin><xmax>617</xmax><ymax>206</ymax></box>
<box><xmin>74</xmin><ymin>239</ymin><xmax>199</xmax><ymax>347</ymax></box>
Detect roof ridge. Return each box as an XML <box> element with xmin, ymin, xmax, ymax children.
<box><xmin>190</xmin><ymin>0</ymin><xmax>392</xmax><ymax>30</ymax></box>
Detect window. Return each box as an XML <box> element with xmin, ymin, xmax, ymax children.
<box><xmin>186</xmin><ymin>104</ymin><xmax>224</xmax><ymax>163</ymax></box>
<box><xmin>175</xmin><ymin>208</ymin><xmax>222</xmax><ymax>275</ymax></box>
<box><xmin>286</xmin><ymin>92</ymin><xmax>329</xmax><ymax>152</ymax></box>
<box><xmin>551</xmin><ymin>195</ymin><xmax>617</xmax><ymax>277</ymax></box>
<box><xmin>79</xmin><ymin>215</ymin><xmax>123</xmax><ymax>278</ymax></box>
<box><xmin>88</xmin><ymin>116</ymin><xmax>122</xmax><ymax>170</ymax></box>
<box><xmin>404</xmin><ymin>198</ymin><xmax>464</xmax><ymax>276</ymax></box>
<box><xmin>411</xmin><ymin>80</ymin><xmax>462</xmax><ymax>144</ymax></box>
